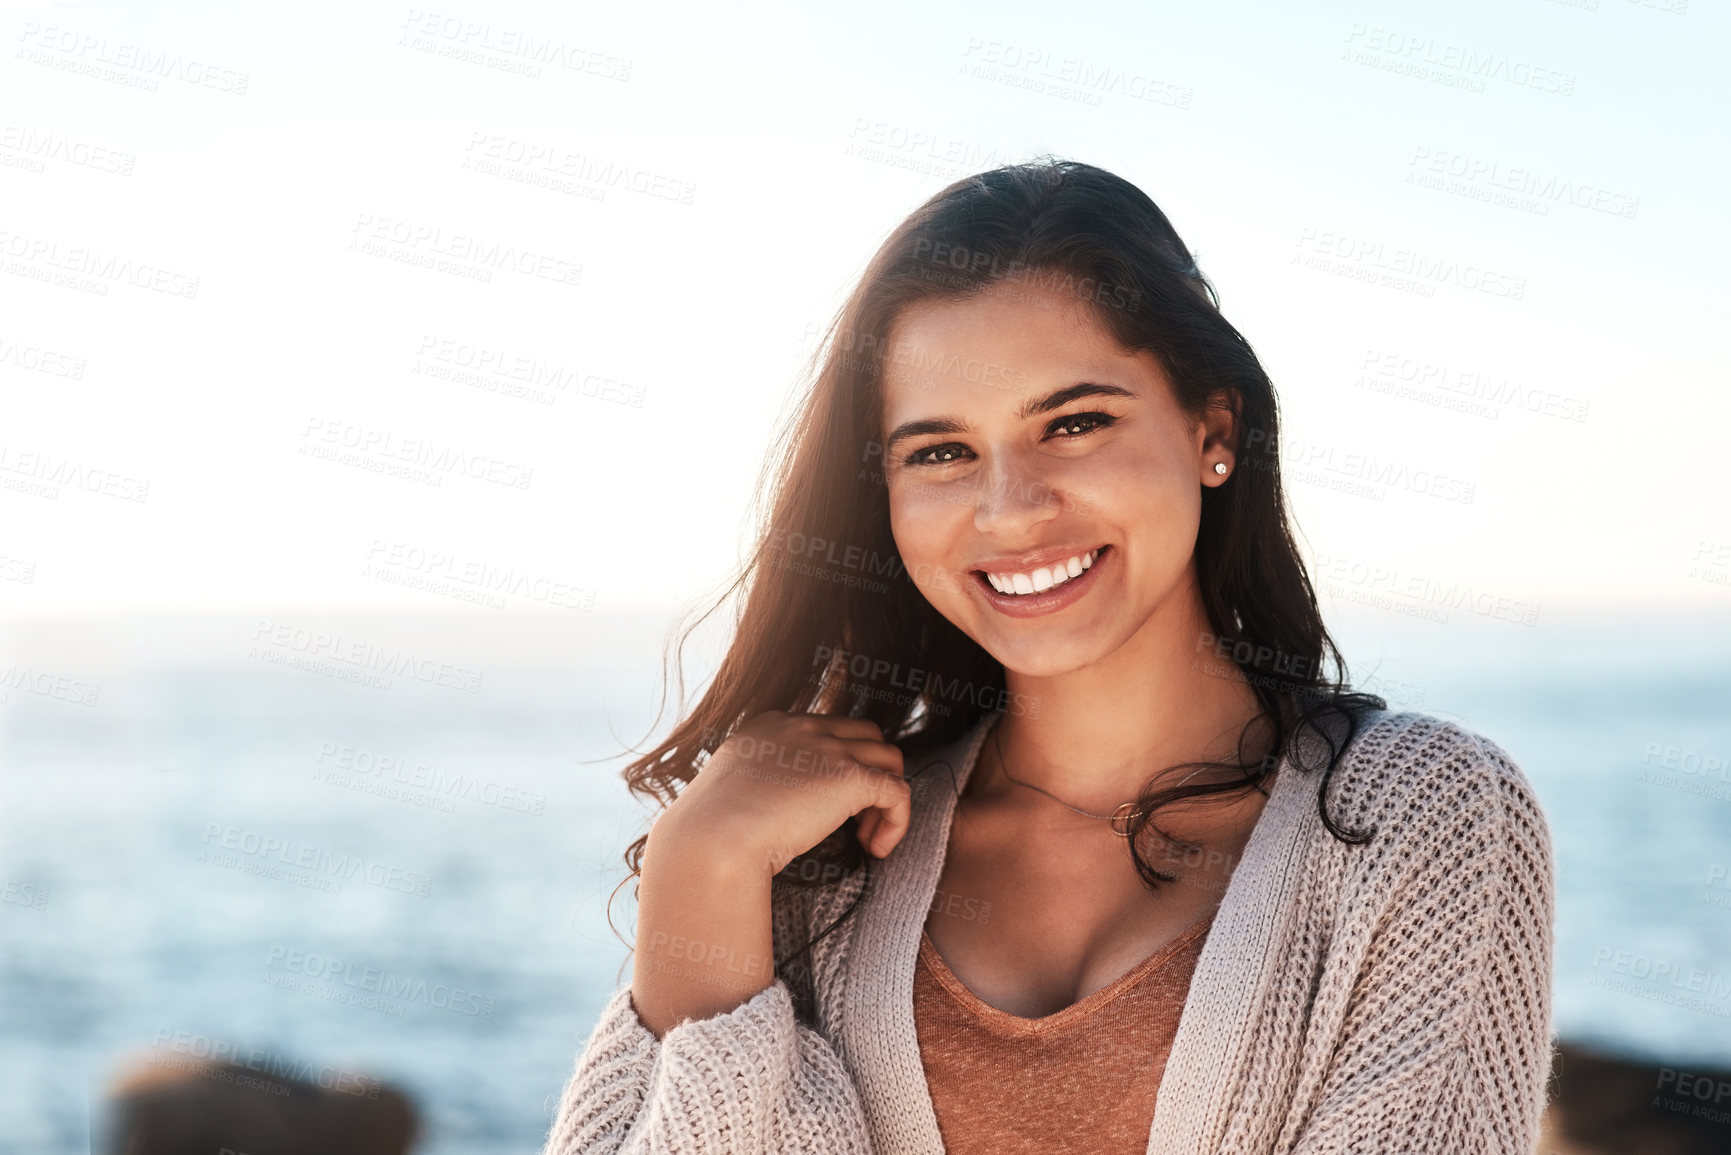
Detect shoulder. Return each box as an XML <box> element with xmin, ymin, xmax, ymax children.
<box><xmin>1321</xmin><ymin>709</ymin><xmax>1551</xmax><ymax>860</ymax></box>
<box><xmin>1316</xmin><ymin>712</ymin><xmax>1557</xmax><ymax>997</ymax></box>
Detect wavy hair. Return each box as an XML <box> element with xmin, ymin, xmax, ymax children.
<box><xmin>603</xmin><ymin>157</ymin><xmax>1385</xmax><ymax>983</ymax></box>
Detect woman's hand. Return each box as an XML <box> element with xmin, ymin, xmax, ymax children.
<box><xmin>629</xmin><ymin>712</ymin><xmax>908</xmax><ymax>1038</ymax></box>
<box><xmin>660</xmin><ymin>711</ymin><xmax>911</xmax><ymax>875</ymax></box>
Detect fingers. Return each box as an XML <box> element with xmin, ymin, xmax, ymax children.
<box><xmin>849</xmin><ymin>768</ymin><xmax>911</xmax><ymax>857</ymax></box>
<box><xmin>716</xmin><ymin>710</ymin><xmax>914</xmax><ymax>860</ymax></box>
<box><xmin>866</xmin><ymin>791</ymin><xmax>912</xmax><ymax>857</ymax></box>
<box><xmin>835</xmin><ymin>737</ymin><xmax>904</xmax><ymax>779</ymax></box>
<box><xmin>785</xmin><ymin>713</ymin><xmax>890</xmax><ymax>747</ymax></box>
<box><xmin>854</xmin><ymin>809</ymin><xmax>881</xmax><ymax>854</ymax></box>
<box><xmin>736</xmin><ymin>714</ymin><xmax>900</xmax><ymax>775</ymax></box>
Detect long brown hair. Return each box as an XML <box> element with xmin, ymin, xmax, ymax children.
<box><xmin>605</xmin><ymin>157</ymin><xmax>1384</xmax><ymax>974</ymax></box>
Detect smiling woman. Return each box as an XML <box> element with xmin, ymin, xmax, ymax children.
<box><xmin>540</xmin><ymin>158</ymin><xmax>1555</xmax><ymax>1155</ymax></box>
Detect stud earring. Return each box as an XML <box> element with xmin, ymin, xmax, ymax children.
<box><xmin>1213</xmin><ymin>462</ymin><xmax>1228</xmax><ymax>475</ymax></box>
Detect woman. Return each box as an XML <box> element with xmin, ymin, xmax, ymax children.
<box><xmin>542</xmin><ymin>159</ymin><xmax>1556</xmax><ymax>1154</ymax></box>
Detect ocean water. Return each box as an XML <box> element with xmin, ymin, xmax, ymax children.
<box><xmin>0</xmin><ymin>608</ymin><xmax>1727</xmax><ymax>1153</ymax></box>
<box><xmin>0</xmin><ymin>645</ymin><xmax>661</xmax><ymax>1155</ymax></box>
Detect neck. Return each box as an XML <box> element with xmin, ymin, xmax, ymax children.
<box><xmin>980</xmin><ymin>575</ymin><xmax>1269</xmax><ymax>816</ymax></box>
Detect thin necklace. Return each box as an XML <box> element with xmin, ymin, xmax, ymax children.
<box><xmin>990</xmin><ymin>725</ymin><xmax>1145</xmax><ymax>837</ymax></box>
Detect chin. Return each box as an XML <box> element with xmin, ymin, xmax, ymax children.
<box><xmin>979</xmin><ymin>629</ymin><xmax>1117</xmax><ymax>680</ymax></box>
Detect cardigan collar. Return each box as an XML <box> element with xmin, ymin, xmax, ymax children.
<box><xmin>838</xmin><ymin>708</ymin><xmax>1325</xmax><ymax>1155</ymax></box>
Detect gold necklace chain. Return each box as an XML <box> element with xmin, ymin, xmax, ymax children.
<box><xmin>990</xmin><ymin>725</ymin><xmax>1143</xmax><ymax>837</ymax></box>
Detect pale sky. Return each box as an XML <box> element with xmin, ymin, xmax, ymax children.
<box><xmin>3</xmin><ymin>0</ymin><xmax>1727</xmax><ymax>626</ymax></box>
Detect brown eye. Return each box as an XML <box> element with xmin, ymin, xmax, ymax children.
<box><xmin>1048</xmin><ymin>412</ymin><xmax>1118</xmax><ymax>439</ymax></box>
<box><xmin>904</xmin><ymin>443</ymin><xmax>970</xmax><ymax>467</ymax></box>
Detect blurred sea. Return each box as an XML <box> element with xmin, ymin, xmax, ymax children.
<box><xmin>1</xmin><ymin>606</ymin><xmax>1727</xmax><ymax>1153</ymax></box>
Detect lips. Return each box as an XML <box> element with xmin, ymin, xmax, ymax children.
<box><xmin>972</xmin><ymin>545</ymin><xmax>1112</xmax><ymax>618</ymax></box>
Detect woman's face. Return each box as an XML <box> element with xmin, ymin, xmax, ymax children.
<box><xmin>878</xmin><ymin>280</ymin><xmax>1235</xmax><ymax>679</ymax></box>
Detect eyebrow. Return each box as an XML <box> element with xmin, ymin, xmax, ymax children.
<box><xmin>882</xmin><ymin>382</ymin><xmax>1138</xmax><ymax>451</ymax></box>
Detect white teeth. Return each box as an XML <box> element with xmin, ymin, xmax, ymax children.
<box><xmin>986</xmin><ymin>548</ymin><xmax>1101</xmax><ymax>596</ymax></box>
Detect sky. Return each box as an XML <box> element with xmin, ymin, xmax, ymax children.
<box><xmin>2</xmin><ymin>0</ymin><xmax>1727</xmax><ymax>632</ymax></box>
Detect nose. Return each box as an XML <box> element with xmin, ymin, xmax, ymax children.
<box><xmin>972</xmin><ymin>448</ymin><xmax>1063</xmax><ymax>538</ymax></box>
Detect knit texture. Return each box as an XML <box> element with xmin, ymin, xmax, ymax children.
<box><xmin>540</xmin><ymin>709</ymin><xmax>1556</xmax><ymax>1154</ymax></box>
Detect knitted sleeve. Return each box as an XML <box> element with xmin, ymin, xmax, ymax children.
<box><xmin>1287</xmin><ymin>725</ymin><xmax>1556</xmax><ymax>1155</ymax></box>
<box><xmin>539</xmin><ymin>980</ymin><xmax>876</xmax><ymax>1154</ymax></box>
<box><xmin>540</xmin><ymin>881</ymin><xmax>875</xmax><ymax>1155</ymax></box>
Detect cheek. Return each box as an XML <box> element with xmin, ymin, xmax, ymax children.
<box><xmin>888</xmin><ymin>479</ymin><xmax>961</xmax><ymax>553</ymax></box>
<box><xmin>888</xmin><ymin>483</ymin><xmax>974</xmax><ymax>598</ymax></box>
<box><xmin>1135</xmin><ymin>476</ymin><xmax>1204</xmax><ymax>571</ymax></box>
<box><xmin>1073</xmin><ymin>452</ymin><xmax>1200</xmax><ymax>568</ymax></box>
<box><xmin>1070</xmin><ymin>443</ymin><xmax>1194</xmax><ymax>521</ymax></box>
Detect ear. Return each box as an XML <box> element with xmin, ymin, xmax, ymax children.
<box><xmin>1197</xmin><ymin>390</ymin><xmax>1240</xmax><ymax>487</ymax></box>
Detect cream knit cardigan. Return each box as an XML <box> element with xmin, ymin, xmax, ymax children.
<box><xmin>543</xmin><ymin>708</ymin><xmax>1556</xmax><ymax>1154</ymax></box>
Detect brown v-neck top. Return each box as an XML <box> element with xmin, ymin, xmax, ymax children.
<box><xmin>912</xmin><ymin>911</ymin><xmax>1215</xmax><ymax>1154</ymax></box>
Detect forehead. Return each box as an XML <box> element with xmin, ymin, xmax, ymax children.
<box><xmin>878</xmin><ymin>281</ymin><xmax>1163</xmax><ymax>417</ymax></box>
<box><xmin>885</xmin><ymin>280</ymin><xmax>1126</xmax><ymax>367</ymax></box>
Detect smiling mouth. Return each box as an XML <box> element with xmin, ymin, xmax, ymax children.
<box><xmin>974</xmin><ymin>545</ymin><xmax>1110</xmax><ymax>597</ymax></box>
